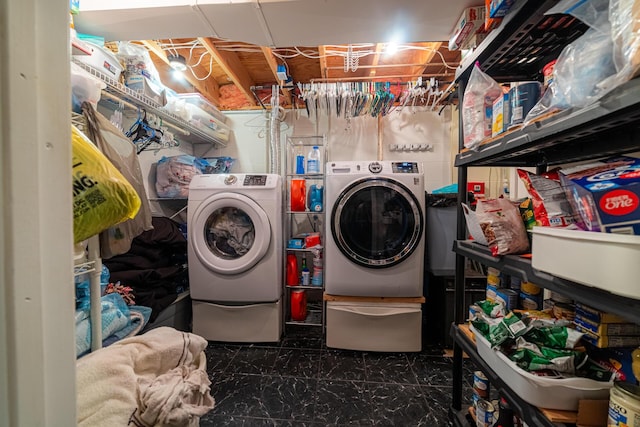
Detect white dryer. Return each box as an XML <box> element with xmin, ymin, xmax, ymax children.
<box><xmin>325</xmin><ymin>161</ymin><xmax>425</xmax><ymax>297</ymax></box>
<box><xmin>188</xmin><ymin>173</ymin><xmax>282</xmax><ymax>342</ymax></box>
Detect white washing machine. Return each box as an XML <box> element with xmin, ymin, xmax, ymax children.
<box><xmin>325</xmin><ymin>161</ymin><xmax>425</xmax><ymax>297</ymax></box>
<box><xmin>188</xmin><ymin>173</ymin><xmax>283</xmax><ymax>342</ymax></box>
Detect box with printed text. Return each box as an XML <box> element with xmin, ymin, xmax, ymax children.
<box><xmin>560</xmin><ymin>156</ymin><xmax>640</xmax><ymax>234</ymax></box>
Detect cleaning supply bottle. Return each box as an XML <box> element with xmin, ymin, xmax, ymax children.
<box><xmin>301</xmin><ymin>256</ymin><xmax>310</xmax><ymax>286</ymax></box>
<box><xmin>311</xmin><ymin>251</ymin><xmax>323</xmax><ymax>286</ymax></box>
<box><xmin>306</xmin><ymin>146</ymin><xmax>320</xmax><ymax>174</ymax></box>
<box><xmin>286</xmin><ymin>254</ymin><xmax>299</xmax><ymax>286</ymax></box>
<box><xmin>308</xmin><ymin>184</ymin><xmax>323</xmax><ymax>212</ymax></box>
<box><xmin>295</xmin><ymin>144</ymin><xmax>305</xmax><ymax>174</ymax></box>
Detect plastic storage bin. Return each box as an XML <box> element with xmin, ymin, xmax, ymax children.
<box><xmin>531</xmin><ymin>227</ymin><xmax>640</xmax><ymax>300</ymax></box>
<box><xmin>73</xmin><ymin>42</ymin><xmax>123</xmax><ymax>81</ymax></box>
<box><xmin>175</xmin><ymin>93</ymin><xmax>227</xmax><ymax>123</ymax></box>
<box><xmin>426</xmin><ymin>193</ymin><xmax>457</xmax><ymax>275</ymax></box>
<box><xmin>471</xmin><ymin>325</ymin><xmax>612</xmax><ymax>410</ymax></box>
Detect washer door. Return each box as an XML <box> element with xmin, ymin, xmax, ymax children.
<box><xmin>191</xmin><ymin>193</ymin><xmax>271</xmax><ymax>275</ymax></box>
<box><xmin>331</xmin><ymin>177</ymin><xmax>423</xmax><ymax>268</ymax></box>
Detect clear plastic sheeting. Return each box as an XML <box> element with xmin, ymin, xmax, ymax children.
<box><xmin>525</xmin><ymin>0</ymin><xmax>640</xmax><ymax>125</ymax></box>
<box><xmin>205</xmin><ymin>207</ymin><xmax>255</xmax><ymax>258</ymax></box>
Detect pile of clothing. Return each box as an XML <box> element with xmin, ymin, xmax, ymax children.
<box><xmin>104</xmin><ymin>216</ymin><xmax>188</xmax><ymax>321</ymax></box>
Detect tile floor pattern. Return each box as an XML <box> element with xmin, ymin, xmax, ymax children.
<box><xmin>200</xmin><ymin>329</ymin><xmax>476</xmax><ymax>426</ymax></box>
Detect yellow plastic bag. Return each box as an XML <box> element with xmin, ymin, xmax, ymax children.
<box><xmin>72</xmin><ymin>125</ymin><xmax>141</xmax><ymax>243</ymax></box>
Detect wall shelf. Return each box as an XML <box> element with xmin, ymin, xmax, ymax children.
<box><xmin>453</xmin><ymin>240</ymin><xmax>640</xmax><ymax>325</ymax></box>
<box><xmin>72</xmin><ymin>59</ymin><xmax>227</xmax><ymax>148</ymax></box>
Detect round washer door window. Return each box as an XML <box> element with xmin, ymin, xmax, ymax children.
<box><xmin>331</xmin><ymin>177</ymin><xmax>423</xmax><ymax>268</ymax></box>
<box><xmin>191</xmin><ymin>193</ymin><xmax>271</xmax><ymax>275</ymax></box>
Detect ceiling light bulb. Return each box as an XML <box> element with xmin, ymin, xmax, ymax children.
<box><xmin>385</xmin><ymin>42</ymin><xmax>398</xmax><ymax>55</ymax></box>
<box><xmin>168</xmin><ymin>54</ymin><xmax>187</xmax><ymax>72</ymax></box>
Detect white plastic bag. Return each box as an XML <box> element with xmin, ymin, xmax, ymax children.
<box><xmin>462</xmin><ymin>63</ymin><xmax>503</xmax><ymax>150</ymax></box>
<box><xmin>476</xmin><ymin>198</ymin><xmax>530</xmax><ymax>256</ymax></box>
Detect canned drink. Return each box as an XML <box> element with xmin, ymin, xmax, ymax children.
<box><xmin>473</xmin><ymin>371</ymin><xmax>490</xmax><ymax>399</ymax></box>
<box><xmin>475</xmin><ymin>399</ymin><xmax>495</xmax><ymax>427</ymax></box>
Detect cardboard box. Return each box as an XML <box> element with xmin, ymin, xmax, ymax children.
<box><xmin>461</xmin><ymin>32</ymin><xmax>488</xmax><ymax>50</ymax></box>
<box><xmin>575</xmin><ymin>400</ymin><xmax>609</xmax><ymax>427</ymax></box>
<box><xmin>484</xmin><ymin>0</ymin><xmax>503</xmax><ymax>31</ymax></box>
<box><xmin>575</xmin><ymin>303</ymin><xmax>631</xmax><ymax>324</ymax></box>
<box><xmin>491</xmin><ymin>93</ymin><xmax>510</xmax><ymax>137</ymax></box>
<box><xmin>448</xmin><ymin>6</ymin><xmax>486</xmax><ymax>50</ymax></box>
<box><xmin>489</xmin><ymin>0</ymin><xmax>515</xmax><ymax>18</ymax></box>
<box><xmin>560</xmin><ymin>156</ymin><xmax>640</xmax><ymax>234</ymax></box>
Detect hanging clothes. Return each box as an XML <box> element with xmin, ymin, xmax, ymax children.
<box><xmin>82</xmin><ymin>102</ymin><xmax>154</xmax><ymax>259</ymax></box>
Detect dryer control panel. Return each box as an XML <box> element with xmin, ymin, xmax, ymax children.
<box><xmin>243</xmin><ymin>175</ymin><xmax>268</xmax><ymax>186</ymax></box>
<box><xmin>392</xmin><ymin>162</ymin><xmax>420</xmax><ymax>174</ymax></box>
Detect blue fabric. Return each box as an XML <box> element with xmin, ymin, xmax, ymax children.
<box><xmin>75</xmin><ymin>293</ymin><xmax>130</xmax><ymax>357</ymax></box>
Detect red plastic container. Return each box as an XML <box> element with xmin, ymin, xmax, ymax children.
<box><xmin>290</xmin><ymin>290</ymin><xmax>307</xmax><ymax>321</ymax></box>
<box><xmin>290</xmin><ymin>179</ymin><xmax>306</xmax><ymax>211</ymax></box>
<box><xmin>286</xmin><ymin>254</ymin><xmax>298</xmax><ymax>286</ymax></box>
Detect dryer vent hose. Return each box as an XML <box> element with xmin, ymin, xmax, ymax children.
<box><xmin>269</xmin><ymin>85</ymin><xmax>281</xmax><ymax>174</ymax></box>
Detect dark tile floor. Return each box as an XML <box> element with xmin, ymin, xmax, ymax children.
<box><xmin>200</xmin><ymin>329</ymin><xmax>476</xmax><ymax>426</ymax></box>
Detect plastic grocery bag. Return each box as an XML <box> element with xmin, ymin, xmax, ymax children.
<box><xmin>476</xmin><ymin>198</ymin><xmax>530</xmax><ymax>256</ymax></box>
<box><xmin>462</xmin><ymin>62</ymin><xmax>503</xmax><ymax>150</ymax></box>
<box><xmin>72</xmin><ymin>126</ymin><xmax>141</xmax><ymax>243</ymax></box>
<box><xmin>155</xmin><ymin>155</ymin><xmax>209</xmax><ymax>198</ymax></box>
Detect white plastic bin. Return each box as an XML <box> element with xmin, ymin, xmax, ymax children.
<box><xmin>531</xmin><ymin>227</ymin><xmax>640</xmax><ymax>299</ymax></box>
<box><xmin>471</xmin><ymin>325</ymin><xmax>612</xmax><ymax>410</ymax></box>
<box><xmin>326</xmin><ymin>301</ymin><xmax>422</xmax><ymax>352</ymax></box>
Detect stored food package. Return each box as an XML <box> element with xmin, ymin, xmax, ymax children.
<box><xmin>462</xmin><ymin>63</ymin><xmax>503</xmax><ymax>150</ymax></box>
<box><xmin>559</xmin><ymin>156</ymin><xmax>640</xmax><ymax>234</ymax></box>
<box><xmin>517</xmin><ymin>169</ymin><xmax>575</xmax><ymax>227</ymax></box>
<box><xmin>476</xmin><ymin>198</ymin><xmax>530</xmax><ymax>256</ymax></box>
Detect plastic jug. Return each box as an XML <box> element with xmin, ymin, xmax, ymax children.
<box><xmin>306</xmin><ymin>146</ymin><xmax>320</xmax><ymax>174</ymax></box>
<box><xmin>286</xmin><ymin>254</ymin><xmax>298</xmax><ymax>286</ymax></box>
<box><xmin>308</xmin><ymin>184</ymin><xmax>323</xmax><ymax>212</ymax></box>
<box><xmin>290</xmin><ymin>179</ymin><xmax>306</xmax><ymax>211</ymax></box>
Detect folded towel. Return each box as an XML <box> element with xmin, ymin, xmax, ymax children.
<box><xmin>77</xmin><ymin>327</ymin><xmax>214</xmax><ymax>427</ymax></box>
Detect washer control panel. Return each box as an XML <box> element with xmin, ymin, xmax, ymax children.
<box><xmin>392</xmin><ymin>162</ymin><xmax>420</xmax><ymax>173</ymax></box>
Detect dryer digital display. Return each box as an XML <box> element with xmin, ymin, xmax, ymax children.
<box><xmin>243</xmin><ymin>175</ymin><xmax>267</xmax><ymax>186</ymax></box>
<box><xmin>392</xmin><ymin>162</ymin><xmax>419</xmax><ymax>173</ymax></box>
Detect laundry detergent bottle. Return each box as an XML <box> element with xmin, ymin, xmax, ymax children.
<box><xmin>308</xmin><ymin>184</ymin><xmax>323</xmax><ymax>212</ymax></box>
<box><xmin>286</xmin><ymin>254</ymin><xmax>299</xmax><ymax>286</ymax></box>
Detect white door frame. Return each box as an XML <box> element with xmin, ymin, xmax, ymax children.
<box><xmin>0</xmin><ymin>0</ymin><xmax>76</xmax><ymax>425</ymax></box>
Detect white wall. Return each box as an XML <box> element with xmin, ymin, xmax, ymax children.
<box><xmin>289</xmin><ymin>106</ymin><xmax>455</xmax><ymax>193</ymax></box>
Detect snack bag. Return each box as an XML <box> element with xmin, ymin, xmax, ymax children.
<box><xmin>72</xmin><ymin>126</ymin><xmax>141</xmax><ymax>243</ymax></box>
<box><xmin>476</xmin><ymin>198</ymin><xmax>530</xmax><ymax>256</ymax></box>
<box><xmin>517</xmin><ymin>169</ymin><xmax>575</xmax><ymax>227</ymax></box>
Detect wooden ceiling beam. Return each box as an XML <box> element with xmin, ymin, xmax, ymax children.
<box><xmin>260</xmin><ymin>47</ymin><xmax>291</xmax><ymax>106</ymax></box>
<box><xmin>140</xmin><ymin>40</ymin><xmax>220</xmax><ymax>106</ymax></box>
<box><xmin>198</xmin><ymin>37</ymin><xmax>257</xmax><ymax>106</ymax></box>
<box><xmin>368</xmin><ymin>43</ymin><xmax>384</xmax><ymax>78</ymax></box>
<box><xmin>415</xmin><ymin>42</ymin><xmax>442</xmax><ymax>81</ymax></box>
<box><xmin>318</xmin><ymin>45</ymin><xmax>328</xmax><ymax>80</ymax></box>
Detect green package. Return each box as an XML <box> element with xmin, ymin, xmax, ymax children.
<box><xmin>510</xmin><ymin>346</ymin><xmax>587</xmax><ymax>373</ymax></box>
<box><xmin>523</xmin><ymin>326</ymin><xmax>584</xmax><ymax>349</ymax></box>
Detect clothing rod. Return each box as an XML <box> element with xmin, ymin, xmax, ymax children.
<box><xmin>309</xmin><ymin>73</ymin><xmax>454</xmax><ymax>83</ymax></box>
<box><xmin>324</xmin><ymin>63</ymin><xmax>459</xmax><ymax>70</ymax></box>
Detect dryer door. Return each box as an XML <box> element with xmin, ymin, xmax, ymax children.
<box><xmin>331</xmin><ymin>177</ymin><xmax>423</xmax><ymax>268</ymax></box>
<box><xmin>191</xmin><ymin>193</ymin><xmax>271</xmax><ymax>275</ymax></box>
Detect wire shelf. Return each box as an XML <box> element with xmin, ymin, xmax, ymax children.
<box><xmin>72</xmin><ymin>59</ymin><xmax>227</xmax><ymax>148</ymax></box>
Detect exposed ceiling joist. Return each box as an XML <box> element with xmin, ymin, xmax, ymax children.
<box><xmin>198</xmin><ymin>37</ymin><xmax>257</xmax><ymax>106</ymax></box>
<box><xmin>260</xmin><ymin>47</ymin><xmax>291</xmax><ymax>106</ymax></box>
<box><xmin>318</xmin><ymin>45</ymin><xmax>328</xmax><ymax>80</ymax></box>
<box><xmin>368</xmin><ymin>43</ymin><xmax>384</xmax><ymax>78</ymax></box>
<box><xmin>141</xmin><ymin>39</ymin><xmax>220</xmax><ymax>106</ymax></box>
<box><xmin>415</xmin><ymin>42</ymin><xmax>442</xmax><ymax>79</ymax></box>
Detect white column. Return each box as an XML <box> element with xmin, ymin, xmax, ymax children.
<box><xmin>0</xmin><ymin>0</ymin><xmax>76</xmax><ymax>425</ymax></box>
